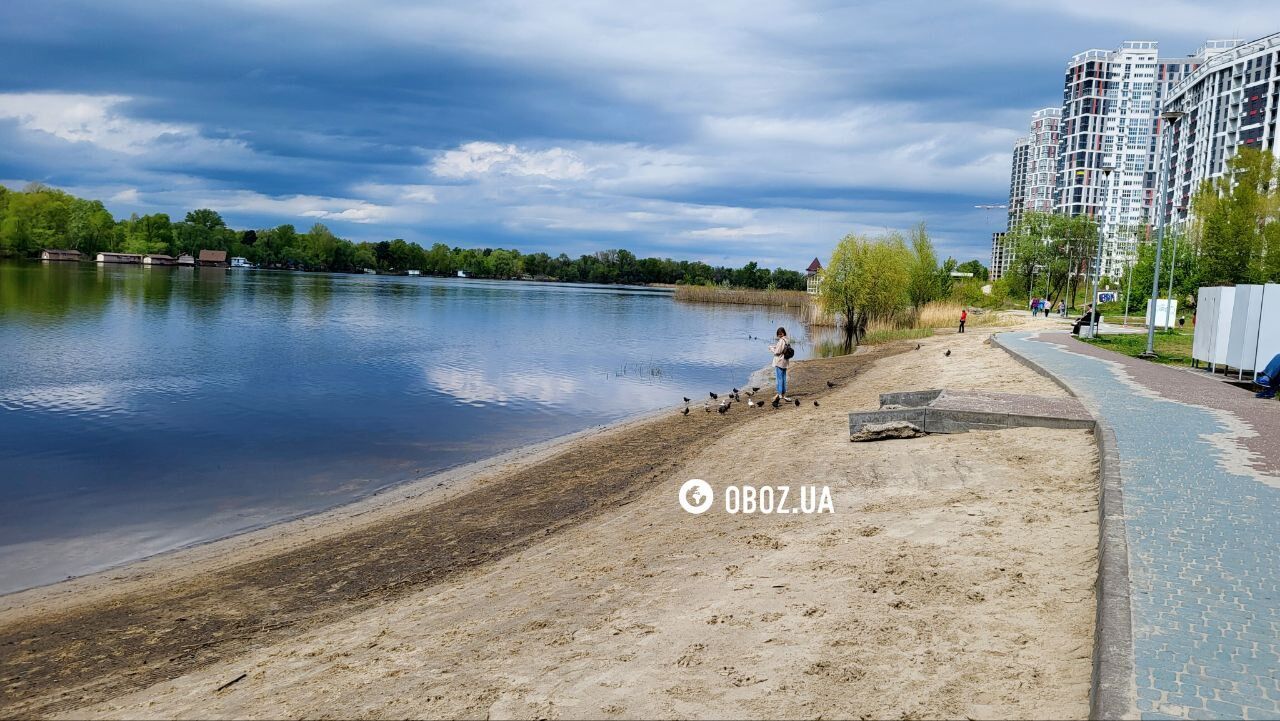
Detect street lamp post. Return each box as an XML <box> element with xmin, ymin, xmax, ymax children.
<box><xmin>1123</xmin><ymin>231</ymin><xmax>1135</xmax><ymax>327</ymax></box>
<box><xmin>1163</xmin><ymin>204</ymin><xmax>1188</xmax><ymax>329</ymax></box>
<box><xmin>1142</xmin><ymin>110</ymin><xmax>1184</xmax><ymax>358</ymax></box>
<box><xmin>1089</xmin><ymin>165</ymin><xmax>1115</xmax><ymax>337</ymax></box>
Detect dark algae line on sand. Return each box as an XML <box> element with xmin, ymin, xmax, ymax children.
<box><xmin>0</xmin><ymin>345</ymin><xmax>907</xmax><ymax>719</ymax></box>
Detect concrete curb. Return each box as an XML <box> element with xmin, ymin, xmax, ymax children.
<box><xmin>992</xmin><ymin>332</ymin><xmax>1136</xmax><ymax>721</ymax></box>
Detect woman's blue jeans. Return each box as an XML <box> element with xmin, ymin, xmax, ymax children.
<box><xmin>775</xmin><ymin>366</ymin><xmax>787</xmax><ymax>395</ymax></box>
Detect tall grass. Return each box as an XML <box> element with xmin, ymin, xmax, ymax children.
<box><xmin>853</xmin><ymin>301</ymin><xmax>1017</xmax><ymax>333</ymax></box>
<box><xmin>912</xmin><ymin>301</ymin><xmax>1016</xmax><ymax>329</ymax></box>
<box><xmin>810</xmin><ymin>299</ymin><xmax>1017</xmax><ymax>332</ymax></box>
<box><xmin>673</xmin><ymin>285</ymin><xmax>810</xmax><ymax>308</ymax></box>
<box><xmin>862</xmin><ymin>327</ymin><xmax>935</xmax><ymax>344</ymax></box>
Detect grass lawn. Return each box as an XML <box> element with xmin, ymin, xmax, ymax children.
<box><xmin>1078</xmin><ymin>329</ymin><xmax>1194</xmax><ymax>366</ymax></box>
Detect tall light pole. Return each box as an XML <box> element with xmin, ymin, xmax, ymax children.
<box><xmin>1142</xmin><ymin>110</ymin><xmax>1184</xmax><ymax>358</ymax></box>
<box><xmin>1164</xmin><ymin>204</ymin><xmax>1188</xmax><ymax>329</ymax></box>
<box><xmin>1089</xmin><ymin>164</ymin><xmax>1115</xmax><ymax>337</ymax></box>
<box><xmin>1123</xmin><ymin>227</ymin><xmax>1136</xmax><ymax>327</ymax></box>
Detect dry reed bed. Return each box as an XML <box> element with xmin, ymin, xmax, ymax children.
<box><xmin>673</xmin><ymin>285</ymin><xmax>810</xmax><ymax>308</ymax></box>
<box><xmin>809</xmin><ymin>300</ymin><xmax>1018</xmax><ymax>331</ymax></box>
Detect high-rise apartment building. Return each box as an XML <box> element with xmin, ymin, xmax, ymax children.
<box><xmin>990</xmin><ymin>110</ymin><xmax>1058</xmax><ymax>281</ymax></box>
<box><xmin>1158</xmin><ymin>33</ymin><xmax>1280</xmax><ymax>229</ymax></box>
<box><xmin>1055</xmin><ymin>41</ymin><xmax>1214</xmax><ymax>278</ymax></box>
<box><xmin>990</xmin><ymin>231</ymin><xmax>1010</xmax><ymax>281</ymax></box>
<box><xmin>990</xmin><ymin>137</ymin><xmax>1028</xmax><ymax>281</ymax></box>
<box><xmin>1049</xmin><ymin>40</ymin><xmax>1239</xmax><ymax>279</ymax></box>
<box><xmin>1022</xmin><ymin>108</ymin><xmax>1062</xmax><ymax>218</ymax></box>
<box><xmin>995</xmin><ymin>37</ymin><xmax>1248</xmax><ymax>283</ymax></box>
<box><xmin>1007</xmin><ymin>135</ymin><xmax>1030</xmax><ymax>222</ymax></box>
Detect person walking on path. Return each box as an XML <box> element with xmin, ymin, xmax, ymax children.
<box><xmin>770</xmin><ymin>327</ymin><xmax>794</xmax><ymax>402</ymax></box>
<box><xmin>958</xmin><ymin>308</ymin><xmax>968</xmax><ymax>334</ymax></box>
<box><xmin>1057</xmin><ymin>300</ymin><xmax>1067</xmax><ymax>318</ymax></box>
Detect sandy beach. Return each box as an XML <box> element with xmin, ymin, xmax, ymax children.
<box><xmin>1</xmin><ymin>317</ymin><xmax>1099</xmax><ymax>720</ymax></box>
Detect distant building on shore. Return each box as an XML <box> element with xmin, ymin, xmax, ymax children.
<box><xmin>142</xmin><ymin>254</ymin><xmax>176</xmax><ymax>266</ymax></box>
<box><xmin>990</xmin><ymin>232</ymin><xmax>1010</xmax><ymax>281</ymax></box>
<box><xmin>40</xmin><ymin>249</ymin><xmax>82</xmax><ymax>262</ymax></box>
<box><xmin>197</xmin><ymin>250</ymin><xmax>229</xmax><ymax>267</ymax></box>
<box><xmin>177</xmin><ymin>254</ymin><xmax>196</xmax><ymax>266</ymax></box>
<box><xmin>96</xmin><ymin>252</ymin><xmax>143</xmax><ymax>264</ymax></box>
<box><xmin>806</xmin><ymin>257</ymin><xmax>823</xmax><ymax>295</ymax></box>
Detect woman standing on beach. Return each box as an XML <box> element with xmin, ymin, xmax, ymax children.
<box><xmin>771</xmin><ymin>327</ymin><xmax>793</xmax><ymax>402</ymax></box>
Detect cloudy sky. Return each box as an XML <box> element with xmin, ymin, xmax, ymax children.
<box><xmin>0</xmin><ymin>1</ymin><xmax>1270</xmax><ymax>268</ymax></box>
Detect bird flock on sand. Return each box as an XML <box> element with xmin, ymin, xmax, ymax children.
<box><xmin>680</xmin><ymin>384</ymin><xmax>824</xmax><ymax>417</ymax></box>
<box><xmin>679</xmin><ymin>340</ymin><xmax>952</xmax><ymax>419</ymax></box>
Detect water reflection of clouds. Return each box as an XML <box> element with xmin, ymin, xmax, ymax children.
<box><xmin>0</xmin><ymin>373</ymin><xmax>231</xmax><ymax>418</ymax></box>
<box><xmin>425</xmin><ymin>365</ymin><xmax>580</xmax><ymax>406</ymax></box>
<box><xmin>0</xmin><ymin>381</ymin><xmax>118</xmax><ymax>416</ymax></box>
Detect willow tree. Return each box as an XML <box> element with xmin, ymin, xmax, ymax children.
<box><xmin>819</xmin><ymin>232</ymin><xmax>912</xmax><ymax>347</ymax></box>
<box><xmin>906</xmin><ymin>222</ymin><xmax>940</xmax><ymax>310</ymax></box>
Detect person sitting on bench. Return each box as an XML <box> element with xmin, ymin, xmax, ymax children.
<box><xmin>1257</xmin><ymin>353</ymin><xmax>1280</xmax><ymax>399</ymax></box>
<box><xmin>1072</xmin><ymin>304</ymin><xmax>1097</xmax><ymax>336</ymax></box>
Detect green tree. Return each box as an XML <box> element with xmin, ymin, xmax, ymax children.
<box><xmin>955</xmin><ymin>259</ymin><xmax>988</xmax><ymax>280</ymax></box>
<box><xmin>1192</xmin><ymin>147</ymin><xmax>1277</xmax><ymax>285</ymax></box>
<box><xmin>906</xmin><ymin>222</ymin><xmax>940</xmax><ymax>310</ymax></box>
<box><xmin>185</xmin><ymin>208</ymin><xmax>226</xmax><ymax>231</ymax></box>
<box><xmin>819</xmin><ymin>232</ymin><xmax>912</xmax><ymax>346</ymax></box>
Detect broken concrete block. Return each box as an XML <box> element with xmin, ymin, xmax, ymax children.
<box><xmin>850</xmin><ymin>420</ymin><xmax>927</xmax><ymax>442</ymax></box>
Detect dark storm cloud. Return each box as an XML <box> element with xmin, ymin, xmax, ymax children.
<box><xmin>0</xmin><ymin>0</ymin><xmax>1273</xmax><ymax>266</ymax></box>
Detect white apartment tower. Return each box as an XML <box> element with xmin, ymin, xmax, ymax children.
<box><xmin>1054</xmin><ymin>41</ymin><xmax>1226</xmax><ymax>278</ymax></box>
<box><xmin>1158</xmin><ymin>33</ymin><xmax>1280</xmax><ymax>229</ymax></box>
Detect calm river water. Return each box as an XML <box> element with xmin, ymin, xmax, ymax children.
<box><xmin>0</xmin><ymin>260</ymin><xmax>833</xmax><ymax>594</ymax></box>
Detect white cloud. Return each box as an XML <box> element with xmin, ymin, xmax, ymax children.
<box><xmin>431</xmin><ymin>142</ymin><xmax>590</xmax><ymax>181</ymax></box>
<box><xmin>990</xmin><ymin>0</ymin><xmax>1255</xmax><ymax>37</ymax></box>
<box><xmin>352</xmin><ymin>182</ymin><xmax>439</xmax><ymax>204</ymax></box>
<box><xmin>686</xmin><ymin>225</ymin><xmax>782</xmax><ymax>240</ymax></box>
<box><xmin>0</xmin><ymin>93</ymin><xmax>252</xmax><ymax>161</ymax></box>
<box><xmin>425</xmin><ymin>365</ymin><xmax>579</xmax><ymax>406</ymax></box>
<box><xmin>116</xmin><ymin>189</ymin><xmax>399</xmax><ymax>226</ymax></box>
<box><xmin>0</xmin><ymin>93</ymin><xmax>185</xmax><ymax>154</ymax></box>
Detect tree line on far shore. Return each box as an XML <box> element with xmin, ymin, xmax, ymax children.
<box><xmin>1000</xmin><ymin>147</ymin><xmax>1280</xmax><ymax>313</ymax></box>
<box><xmin>0</xmin><ymin>183</ymin><xmax>813</xmax><ymax>288</ymax></box>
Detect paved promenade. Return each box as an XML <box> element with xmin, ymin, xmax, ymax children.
<box><xmin>999</xmin><ymin>330</ymin><xmax>1280</xmax><ymax>720</ymax></box>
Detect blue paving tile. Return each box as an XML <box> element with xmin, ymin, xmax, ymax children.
<box><xmin>1004</xmin><ymin>332</ymin><xmax>1280</xmax><ymax>718</ymax></box>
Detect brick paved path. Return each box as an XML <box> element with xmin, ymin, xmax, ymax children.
<box><xmin>1000</xmin><ymin>330</ymin><xmax>1280</xmax><ymax>720</ymax></box>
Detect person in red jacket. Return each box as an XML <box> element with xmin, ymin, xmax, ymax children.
<box><xmin>958</xmin><ymin>308</ymin><xmax>968</xmax><ymax>334</ymax></box>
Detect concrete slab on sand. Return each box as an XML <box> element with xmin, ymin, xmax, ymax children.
<box><xmin>849</xmin><ymin>388</ymin><xmax>1095</xmax><ymax>439</ymax></box>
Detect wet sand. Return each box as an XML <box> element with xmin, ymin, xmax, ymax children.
<box><xmin>1</xmin><ymin>318</ymin><xmax>1098</xmax><ymax>719</ymax></box>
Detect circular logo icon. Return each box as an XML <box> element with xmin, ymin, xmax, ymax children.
<box><xmin>679</xmin><ymin>479</ymin><xmax>714</xmax><ymax>514</ymax></box>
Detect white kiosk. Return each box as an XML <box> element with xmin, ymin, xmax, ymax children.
<box><xmin>1225</xmin><ymin>285</ymin><xmax>1265</xmax><ymax>377</ymax></box>
<box><xmin>1193</xmin><ymin>283</ymin><xmax>1280</xmax><ymax>380</ymax></box>
<box><xmin>1192</xmin><ymin>286</ymin><xmax>1235</xmax><ymax>371</ymax></box>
